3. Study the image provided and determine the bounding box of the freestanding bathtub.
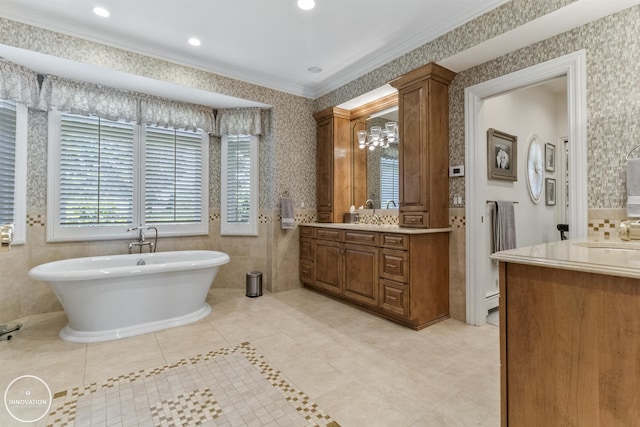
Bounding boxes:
[28,250,230,343]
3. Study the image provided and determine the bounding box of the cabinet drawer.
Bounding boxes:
[344,230,378,246]
[317,212,332,223]
[379,279,409,317]
[381,233,409,250]
[300,238,314,260]
[400,212,429,227]
[300,226,315,239]
[317,228,342,241]
[300,260,314,284]
[380,249,409,283]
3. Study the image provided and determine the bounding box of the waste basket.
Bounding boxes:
[246,271,263,297]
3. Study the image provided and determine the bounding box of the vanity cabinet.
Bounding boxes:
[300,224,449,329]
[309,228,379,306]
[498,261,640,426]
[389,63,456,228]
[313,107,352,223]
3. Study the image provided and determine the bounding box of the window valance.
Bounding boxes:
[39,75,139,123]
[215,107,262,136]
[1,59,262,135]
[0,59,40,108]
[139,95,214,133]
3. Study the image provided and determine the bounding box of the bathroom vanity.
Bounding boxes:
[492,240,640,426]
[299,223,451,329]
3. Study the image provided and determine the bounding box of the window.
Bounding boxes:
[0,99,27,244]
[48,111,208,241]
[380,156,399,207]
[221,134,258,236]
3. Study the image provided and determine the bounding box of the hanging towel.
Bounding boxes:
[280,197,295,229]
[492,201,516,253]
[627,159,640,217]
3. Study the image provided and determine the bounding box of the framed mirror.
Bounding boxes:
[349,93,398,210]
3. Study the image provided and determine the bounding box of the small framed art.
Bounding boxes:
[545,178,556,206]
[487,128,517,181]
[545,142,556,172]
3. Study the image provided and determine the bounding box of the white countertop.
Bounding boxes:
[300,223,453,234]
[490,239,640,279]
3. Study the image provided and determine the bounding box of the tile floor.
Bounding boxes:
[0,288,500,426]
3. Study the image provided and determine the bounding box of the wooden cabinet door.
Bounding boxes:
[314,239,342,294]
[343,243,378,307]
[398,80,428,213]
[316,117,334,215]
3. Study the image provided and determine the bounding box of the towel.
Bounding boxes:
[492,201,516,253]
[280,197,295,229]
[627,159,640,217]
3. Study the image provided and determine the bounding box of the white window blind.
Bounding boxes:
[145,127,202,224]
[0,100,17,224]
[0,99,26,244]
[380,156,399,207]
[48,111,208,242]
[59,115,134,226]
[221,134,258,236]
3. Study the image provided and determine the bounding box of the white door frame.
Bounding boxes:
[464,50,588,326]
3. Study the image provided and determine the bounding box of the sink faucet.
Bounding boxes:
[364,199,374,209]
[386,200,397,209]
[127,226,158,253]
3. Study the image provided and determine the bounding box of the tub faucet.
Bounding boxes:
[127,226,157,254]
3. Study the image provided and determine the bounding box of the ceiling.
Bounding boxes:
[0,0,508,99]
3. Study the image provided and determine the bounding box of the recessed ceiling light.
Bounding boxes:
[297,0,315,11]
[188,38,201,47]
[92,7,110,18]
[307,66,323,74]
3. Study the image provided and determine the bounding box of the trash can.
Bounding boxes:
[246,271,263,297]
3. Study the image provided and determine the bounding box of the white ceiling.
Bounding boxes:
[0,0,508,99]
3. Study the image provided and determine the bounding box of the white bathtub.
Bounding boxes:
[28,250,230,343]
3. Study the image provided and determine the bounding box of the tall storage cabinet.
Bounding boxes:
[313,107,352,223]
[390,63,456,228]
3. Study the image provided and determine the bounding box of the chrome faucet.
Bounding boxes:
[364,199,374,209]
[127,226,158,253]
[386,200,397,209]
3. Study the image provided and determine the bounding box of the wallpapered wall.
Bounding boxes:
[314,0,640,209]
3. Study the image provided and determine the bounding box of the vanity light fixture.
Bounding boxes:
[188,38,201,47]
[357,121,398,151]
[92,6,110,17]
[297,0,316,11]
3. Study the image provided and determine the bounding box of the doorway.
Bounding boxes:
[464,51,588,326]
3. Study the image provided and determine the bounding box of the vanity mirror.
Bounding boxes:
[349,93,399,211]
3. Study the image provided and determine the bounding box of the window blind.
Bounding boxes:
[380,156,399,206]
[145,127,202,223]
[0,100,16,224]
[59,114,134,225]
[225,134,252,224]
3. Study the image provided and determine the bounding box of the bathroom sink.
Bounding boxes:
[573,241,640,251]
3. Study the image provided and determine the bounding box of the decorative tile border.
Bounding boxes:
[46,342,339,427]
[450,216,466,229]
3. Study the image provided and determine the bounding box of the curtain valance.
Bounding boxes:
[0,59,40,108]
[139,96,214,133]
[215,107,262,136]
[39,75,139,123]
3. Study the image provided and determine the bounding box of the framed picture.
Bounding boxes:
[545,142,556,172]
[487,128,517,181]
[545,178,556,206]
